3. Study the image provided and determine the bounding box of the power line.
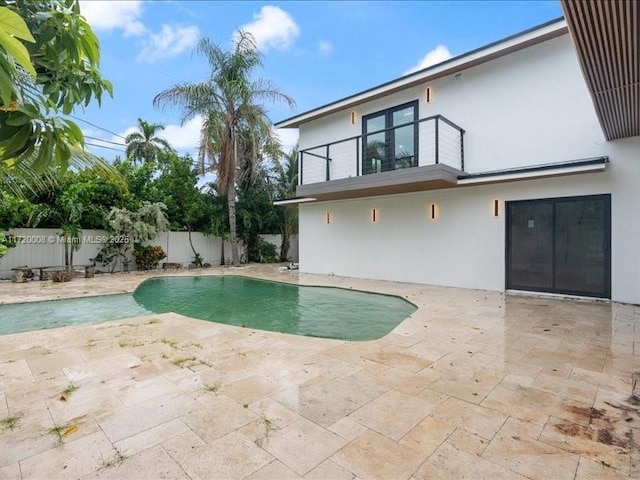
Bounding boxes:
[85,142,125,152]
[85,135,127,147]
[70,115,127,140]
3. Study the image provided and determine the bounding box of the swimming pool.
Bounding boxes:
[0,276,416,340]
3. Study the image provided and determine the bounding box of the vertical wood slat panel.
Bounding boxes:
[561,0,639,140]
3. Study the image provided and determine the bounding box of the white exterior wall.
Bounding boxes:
[296,33,640,304]
[300,35,606,175]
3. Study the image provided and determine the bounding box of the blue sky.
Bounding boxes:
[77,0,562,160]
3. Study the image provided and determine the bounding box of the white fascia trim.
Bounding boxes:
[457,163,606,185]
[276,20,567,128]
[273,198,317,206]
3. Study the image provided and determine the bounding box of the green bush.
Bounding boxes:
[256,237,277,263]
[133,245,166,270]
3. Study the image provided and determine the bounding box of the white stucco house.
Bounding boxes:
[275,4,640,304]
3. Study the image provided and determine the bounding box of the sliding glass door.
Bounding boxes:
[506,194,611,298]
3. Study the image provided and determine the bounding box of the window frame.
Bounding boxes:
[361,100,419,175]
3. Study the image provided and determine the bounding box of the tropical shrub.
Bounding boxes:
[133,245,166,270]
[256,237,277,263]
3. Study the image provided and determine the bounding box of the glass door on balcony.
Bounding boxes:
[362,101,417,175]
[363,114,386,174]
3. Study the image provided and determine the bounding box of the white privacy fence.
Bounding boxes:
[0,228,298,279]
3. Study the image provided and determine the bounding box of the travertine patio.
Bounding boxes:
[0,265,638,479]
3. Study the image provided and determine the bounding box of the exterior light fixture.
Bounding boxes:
[371,208,379,223]
[350,111,357,125]
[454,73,462,80]
[429,202,438,220]
[325,211,332,224]
[493,199,500,217]
[425,86,433,103]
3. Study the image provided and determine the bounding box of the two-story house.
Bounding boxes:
[275,4,639,305]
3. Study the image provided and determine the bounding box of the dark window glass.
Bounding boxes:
[362,101,417,175]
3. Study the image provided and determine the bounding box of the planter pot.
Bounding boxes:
[85,265,95,278]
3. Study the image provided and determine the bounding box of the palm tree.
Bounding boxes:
[125,118,172,164]
[275,145,299,261]
[153,31,295,266]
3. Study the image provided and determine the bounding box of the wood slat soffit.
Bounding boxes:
[561,0,639,140]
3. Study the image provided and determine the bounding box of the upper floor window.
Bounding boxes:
[362,100,418,175]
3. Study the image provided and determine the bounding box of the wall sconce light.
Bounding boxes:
[350,111,357,125]
[492,199,500,217]
[428,202,439,220]
[425,86,433,103]
[325,211,332,224]
[371,208,379,223]
[454,73,462,80]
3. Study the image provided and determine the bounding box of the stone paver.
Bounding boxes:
[0,265,637,479]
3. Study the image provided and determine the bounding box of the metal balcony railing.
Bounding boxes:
[299,115,465,186]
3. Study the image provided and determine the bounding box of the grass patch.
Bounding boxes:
[172,356,197,368]
[160,338,178,349]
[0,415,21,432]
[119,339,144,348]
[46,423,77,446]
[203,383,221,394]
[62,383,79,397]
[254,417,277,447]
[99,450,126,469]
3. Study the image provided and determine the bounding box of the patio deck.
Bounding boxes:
[0,265,638,479]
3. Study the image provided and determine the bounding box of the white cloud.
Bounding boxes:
[137,24,200,63]
[317,41,333,55]
[79,0,146,37]
[404,45,453,75]
[238,6,299,51]
[275,128,298,154]
[158,117,203,152]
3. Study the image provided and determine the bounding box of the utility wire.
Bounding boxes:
[84,135,127,147]
[70,115,127,140]
[85,142,126,152]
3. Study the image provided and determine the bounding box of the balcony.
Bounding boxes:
[298,115,466,201]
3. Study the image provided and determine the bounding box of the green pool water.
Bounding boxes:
[0,276,416,340]
[0,294,152,336]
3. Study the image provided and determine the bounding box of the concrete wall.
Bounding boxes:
[295,31,640,304]
[0,230,298,278]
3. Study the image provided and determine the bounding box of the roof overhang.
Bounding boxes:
[273,197,317,206]
[276,18,567,128]
[457,157,609,186]
[561,0,640,140]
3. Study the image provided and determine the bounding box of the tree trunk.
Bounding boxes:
[280,217,290,262]
[220,239,226,265]
[64,240,70,272]
[228,176,240,266]
[187,224,197,256]
[229,130,240,266]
